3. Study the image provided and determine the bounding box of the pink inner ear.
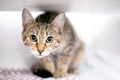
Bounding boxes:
[52,13,65,33]
[22,8,35,29]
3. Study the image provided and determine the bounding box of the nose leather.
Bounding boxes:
[37,44,45,55]
[38,50,44,55]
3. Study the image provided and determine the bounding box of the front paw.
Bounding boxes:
[53,70,67,78]
[68,68,79,74]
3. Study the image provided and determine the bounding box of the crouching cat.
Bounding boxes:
[22,8,84,78]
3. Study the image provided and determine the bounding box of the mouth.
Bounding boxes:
[31,50,50,58]
[37,50,44,56]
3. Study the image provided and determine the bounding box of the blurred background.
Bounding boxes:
[0,0,120,13]
[0,0,120,80]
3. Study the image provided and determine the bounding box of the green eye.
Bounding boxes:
[46,36,54,43]
[30,35,37,42]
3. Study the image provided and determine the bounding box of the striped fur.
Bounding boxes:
[22,8,84,78]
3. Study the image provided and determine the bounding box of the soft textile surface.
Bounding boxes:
[0,68,83,80]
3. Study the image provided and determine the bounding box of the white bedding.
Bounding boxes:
[0,68,83,80]
[80,48,120,80]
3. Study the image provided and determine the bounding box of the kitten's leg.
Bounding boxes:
[31,63,42,74]
[53,55,69,78]
[68,42,84,74]
[40,56,56,73]
[32,56,55,75]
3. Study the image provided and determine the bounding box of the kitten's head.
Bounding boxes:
[22,8,65,58]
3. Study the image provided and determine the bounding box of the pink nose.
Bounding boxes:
[38,50,44,55]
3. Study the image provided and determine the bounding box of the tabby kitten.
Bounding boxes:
[22,8,84,78]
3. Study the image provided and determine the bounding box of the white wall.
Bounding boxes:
[0,12,38,69]
[0,12,120,70]
[0,0,120,13]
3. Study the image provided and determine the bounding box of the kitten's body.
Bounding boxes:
[22,9,84,78]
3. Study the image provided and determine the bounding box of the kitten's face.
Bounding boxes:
[22,23,61,58]
[22,9,65,58]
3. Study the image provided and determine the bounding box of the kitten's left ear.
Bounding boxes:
[51,13,65,33]
[22,8,35,30]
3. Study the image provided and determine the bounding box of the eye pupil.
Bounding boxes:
[46,36,54,43]
[30,35,37,42]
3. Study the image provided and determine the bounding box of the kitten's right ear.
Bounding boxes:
[51,13,65,34]
[22,8,35,30]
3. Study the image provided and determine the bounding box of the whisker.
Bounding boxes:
[24,52,33,57]
[20,50,33,57]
